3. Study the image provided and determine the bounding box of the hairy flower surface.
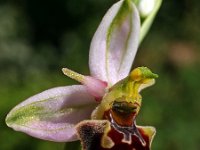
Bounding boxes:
[6,0,161,149]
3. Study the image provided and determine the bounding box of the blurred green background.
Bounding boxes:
[0,0,200,149]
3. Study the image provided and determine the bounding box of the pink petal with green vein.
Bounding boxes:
[89,0,140,86]
[62,68,107,99]
[6,85,97,142]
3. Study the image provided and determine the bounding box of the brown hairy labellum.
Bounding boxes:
[76,101,155,150]
[76,120,155,150]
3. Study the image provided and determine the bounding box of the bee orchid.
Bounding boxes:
[6,0,161,149]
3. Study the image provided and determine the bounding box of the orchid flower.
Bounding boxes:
[6,0,161,149]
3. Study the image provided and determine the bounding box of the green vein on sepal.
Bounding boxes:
[6,96,93,127]
[106,0,133,82]
[6,105,44,126]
